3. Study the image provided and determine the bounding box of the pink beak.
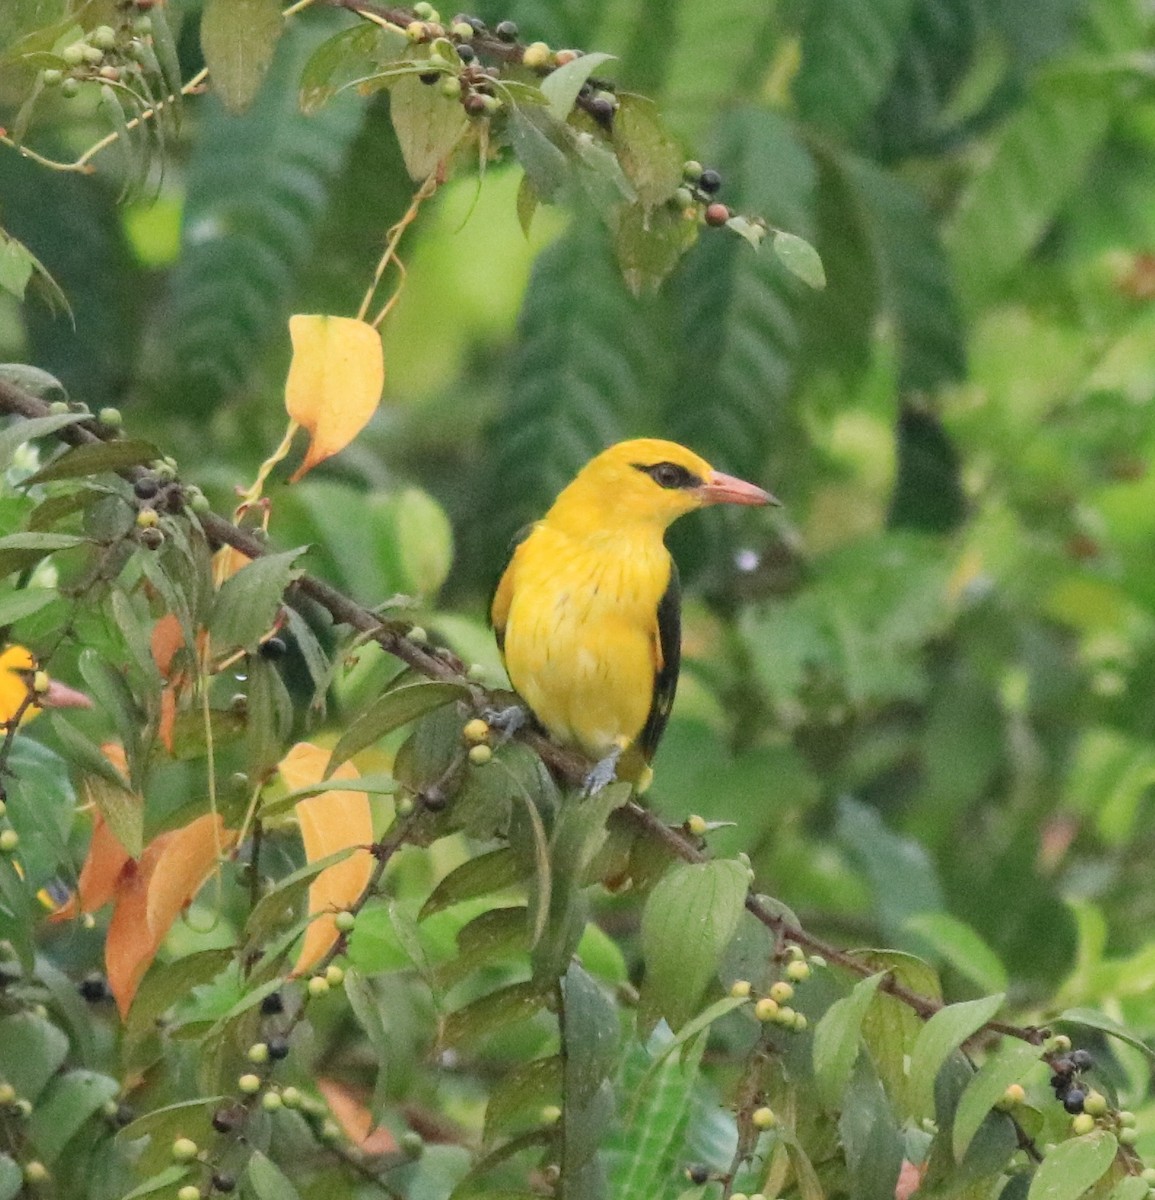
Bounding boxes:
[696,470,780,507]
[39,679,92,710]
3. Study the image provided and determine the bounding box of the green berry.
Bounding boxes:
[469,743,492,766]
[92,25,117,49]
[0,831,19,854]
[440,75,461,99]
[48,400,69,413]
[1071,1113,1096,1136]
[325,964,345,987]
[133,15,153,34]
[522,41,551,69]
[1119,1127,1139,1146]
[171,1137,199,1162]
[320,1119,341,1142]
[62,43,85,65]
[463,718,490,744]
[1141,1168,1155,1184]
[792,1012,808,1032]
[237,1073,261,1095]
[540,1104,561,1125]
[413,1,434,15]
[754,998,779,1022]
[406,625,427,643]
[307,975,330,998]
[177,1188,201,1200]
[775,1005,796,1026]
[23,1162,49,1185]
[451,21,473,38]
[682,160,703,182]
[396,796,415,817]
[0,1084,14,1106]
[261,1090,283,1112]
[751,1106,777,1130]
[401,1130,425,1157]
[785,960,811,982]
[42,69,63,86]
[281,1087,301,1108]
[1083,1091,1108,1117]
[82,44,104,63]
[61,78,81,97]
[769,981,794,1004]
[334,910,356,933]
[246,1043,269,1065]
[673,186,695,209]
[98,406,122,426]
[14,1098,32,1118]
[730,980,752,999]
[135,507,158,528]
[685,814,708,836]
[1120,1111,1138,1128]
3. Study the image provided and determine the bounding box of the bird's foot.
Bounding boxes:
[582,745,623,797]
[482,704,529,744]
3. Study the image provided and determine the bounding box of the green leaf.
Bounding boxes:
[0,232,34,299]
[1026,1130,1117,1200]
[242,847,355,954]
[0,588,55,627]
[299,22,387,114]
[484,1056,563,1142]
[507,104,572,202]
[908,994,1005,1119]
[245,652,293,782]
[389,72,468,181]
[28,1070,119,1164]
[116,1097,226,1147]
[0,413,86,473]
[0,1155,21,1200]
[247,1151,302,1200]
[23,439,159,484]
[794,0,918,136]
[209,547,306,653]
[611,94,685,210]
[0,1012,69,1101]
[0,531,85,552]
[200,0,283,113]
[120,1166,193,1200]
[904,913,1008,995]
[1108,1179,1151,1200]
[391,487,455,596]
[260,771,397,820]
[773,230,826,289]
[813,972,886,1108]
[541,52,616,121]
[639,859,749,1032]
[50,715,131,791]
[420,848,525,920]
[442,981,552,1049]
[612,201,698,295]
[126,949,235,1047]
[953,1040,1042,1162]
[326,679,467,774]
[81,773,143,861]
[1056,1008,1155,1062]
[0,365,68,403]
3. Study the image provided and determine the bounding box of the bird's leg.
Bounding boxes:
[582,741,626,797]
[482,703,529,744]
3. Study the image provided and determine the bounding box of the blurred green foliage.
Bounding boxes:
[3,0,1155,1197]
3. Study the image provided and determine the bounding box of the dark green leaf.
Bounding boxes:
[247,1151,302,1200]
[953,1040,1041,1161]
[200,0,283,113]
[299,22,386,114]
[1056,1008,1155,1062]
[50,715,131,791]
[442,981,552,1049]
[0,1012,69,1101]
[24,439,159,484]
[0,1155,20,1200]
[242,847,355,955]
[120,1166,194,1200]
[0,588,55,626]
[0,232,34,298]
[29,1069,119,1164]
[327,680,467,775]
[484,1055,563,1142]
[245,653,293,782]
[639,859,749,1032]
[209,547,306,653]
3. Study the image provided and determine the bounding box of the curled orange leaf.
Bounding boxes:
[279,742,374,975]
[284,315,384,483]
[316,1078,398,1155]
[51,811,133,922]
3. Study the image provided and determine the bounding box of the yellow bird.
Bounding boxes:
[491,439,776,790]
[0,645,91,728]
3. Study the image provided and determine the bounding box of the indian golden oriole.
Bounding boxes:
[0,645,91,728]
[491,439,776,790]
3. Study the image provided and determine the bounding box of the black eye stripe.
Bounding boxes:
[633,461,703,490]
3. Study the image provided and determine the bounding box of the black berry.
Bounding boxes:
[588,96,614,122]
[686,1164,710,1185]
[211,1107,238,1133]
[1070,1049,1094,1070]
[79,973,110,1002]
[1050,1073,1070,1092]
[1052,1056,1074,1076]
[260,991,284,1015]
[133,476,159,500]
[259,637,287,659]
[114,1103,135,1128]
[457,43,475,62]
[267,1036,290,1061]
[1063,1088,1086,1114]
[495,20,518,41]
[698,169,722,194]
[419,71,440,84]
[212,1173,236,1193]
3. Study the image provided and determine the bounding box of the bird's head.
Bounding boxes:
[547,439,778,536]
[0,645,92,727]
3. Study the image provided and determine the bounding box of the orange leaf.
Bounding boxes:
[279,742,374,975]
[145,814,236,942]
[213,545,251,588]
[104,815,236,1018]
[150,613,185,678]
[284,315,384,483]
[158,687,177,755]
[316,1078,398,1154]
[51,811,133,921]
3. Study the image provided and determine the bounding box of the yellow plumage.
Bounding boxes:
[491,439,774,786]
[0,645,91,727]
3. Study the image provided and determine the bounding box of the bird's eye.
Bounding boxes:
[654,463,682,487]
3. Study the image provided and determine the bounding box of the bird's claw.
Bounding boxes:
[581,748,622,797]
[483,704,529,744]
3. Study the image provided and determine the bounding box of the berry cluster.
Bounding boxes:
[671,161,743,231]
[731,944,818,1035]
[1049,1046,1096,1115]
[39,1,158,101]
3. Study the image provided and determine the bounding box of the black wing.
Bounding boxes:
[638,558,681,762]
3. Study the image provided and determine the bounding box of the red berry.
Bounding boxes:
[705,203,730,227]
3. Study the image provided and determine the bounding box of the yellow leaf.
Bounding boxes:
[144,814,236,942]
[279,742,374,975]
[284,315,384,483]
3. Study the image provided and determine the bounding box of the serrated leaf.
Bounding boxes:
[209,547,306,653]
[327,679,467,774]
[813,972,886,1108]
[23,439,159,484]
[639,860,749,1032]
[200,0,283,113]
[390,71,468,180]
[953,1040,1041,1162]
[908,994,1005,1120]
[540,52,616,121]
[773,230,826,289]
[1026,1130,1117,1200]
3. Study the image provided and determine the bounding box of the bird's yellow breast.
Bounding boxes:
[500,525,671,759]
